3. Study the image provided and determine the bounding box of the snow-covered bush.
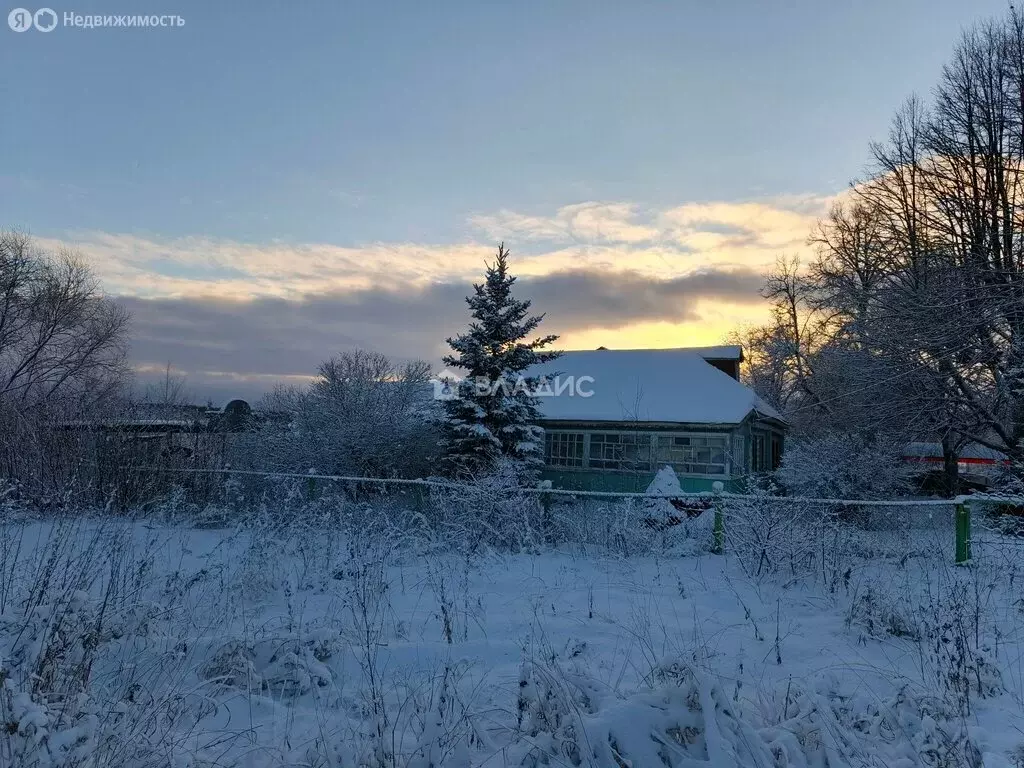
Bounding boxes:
[641,465,687,518]
[775,431,912,500]
[516,659,588,766]
[845,568,1007,720]
[724,481,839,582]
[428,458,546,553]
[545,494,710,557]
[969,472,1024,536]
[239,350,440,479]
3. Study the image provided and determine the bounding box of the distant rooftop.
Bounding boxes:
[904,442,1009,462]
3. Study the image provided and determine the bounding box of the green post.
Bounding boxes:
[712,481,725,554]
[307,474,317,501]
[954,501,971,565]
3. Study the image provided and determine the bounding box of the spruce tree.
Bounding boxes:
[441,244,560,478]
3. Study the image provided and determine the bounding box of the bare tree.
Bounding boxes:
[0,231,129,411]
[761,255,818,392]
[917,14,1024,468]
[0,231,131,496]
[142,362,191,411]
[745,11,1024,494]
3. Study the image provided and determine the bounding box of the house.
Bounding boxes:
[58,400,253,470]
[530,346,786,492]
[903,441,1011,490]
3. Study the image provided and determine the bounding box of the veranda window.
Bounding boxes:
[655,434,728,476]
[545,431,585,467]
[588,432,653,472]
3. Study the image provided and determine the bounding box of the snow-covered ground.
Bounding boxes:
[1,506,1022,767]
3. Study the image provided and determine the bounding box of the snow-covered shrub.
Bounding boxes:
[545,495,690,557]
[299,660,479,768]
[642,466,717,545]
[241,350,440,479]
[0,478,34,522]
[511,654,977,768]
[405,664,476,768]
[845,572,1005,719]
[258,640,334,699]
[756,677,972,768]
[724,481,838,582]
[775,431,912,500]
[917,583,1004,716]
[642,464,687,519]
[199,640,262,692]
[510,651,987,768]
[428,458,545,553]
[847,583,922,641]
[967,475,1024,537]
[516,659,589,766]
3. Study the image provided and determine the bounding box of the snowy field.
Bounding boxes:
[1,502,1023,768]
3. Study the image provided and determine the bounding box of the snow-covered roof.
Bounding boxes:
[529,348,783,425]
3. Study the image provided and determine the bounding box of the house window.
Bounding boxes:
[731,434,747,475]
[544,429,733,476]
[655,434,728,476]
[589,432,653,472]
[752,434,767,472]
[770,435,783,471]
[545,431,585,467]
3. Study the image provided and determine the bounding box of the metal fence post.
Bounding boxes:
[712,481,725,554]
[955,499,971,565]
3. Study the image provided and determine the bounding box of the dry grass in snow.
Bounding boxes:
[0,500,1022,767]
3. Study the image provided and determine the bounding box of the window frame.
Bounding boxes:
[542,428,732,477]
[588,431,653,472]
[652,433,729,477]
[544,430,585,468]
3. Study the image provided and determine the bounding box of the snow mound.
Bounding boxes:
[646,465,684,497]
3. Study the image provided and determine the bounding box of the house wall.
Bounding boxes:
[537,417,786,494]
[749,423,786,472]
[539,422,751,494]
[704,358,741,380]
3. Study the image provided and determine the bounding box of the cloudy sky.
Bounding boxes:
[1,0,1007,403]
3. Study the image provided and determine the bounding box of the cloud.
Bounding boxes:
[519,267,764,328]
[470,195,831,255]
[660,199,825,251]
[39,194,829,301]
[35,232,500,299]
[34,193,833,401]
[119,265,764,402]
[471,202,661,244]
